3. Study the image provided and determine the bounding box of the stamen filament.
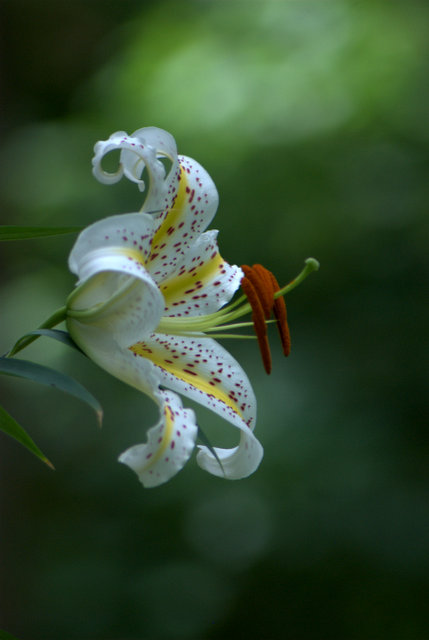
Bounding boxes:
[158,257,319,333]
[158,302,253,332]
[194,333,256,340]
[155,330,256,340]
[199,321,269,332]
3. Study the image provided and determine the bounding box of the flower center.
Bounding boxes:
[156,258,319,374]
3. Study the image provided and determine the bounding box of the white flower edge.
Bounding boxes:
[92,127,180,213]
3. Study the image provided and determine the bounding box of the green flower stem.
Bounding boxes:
[7,306,67,357]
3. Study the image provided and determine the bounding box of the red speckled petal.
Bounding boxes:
[69,213,157,274]
[146,155,219,283]
[64,324,198,488]
[119,389,198,488]
[158,230,243,317]
[130,333,263,480]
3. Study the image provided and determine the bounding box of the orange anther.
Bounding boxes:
[241,276,272,374]
[269,272,291,357]
[242,264,273,319]
[241,263,291,371]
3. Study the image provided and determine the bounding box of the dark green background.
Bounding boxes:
[1,1,428,639]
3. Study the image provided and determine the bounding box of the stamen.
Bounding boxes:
[241,264,273,319]
[252,264,276,320]
[240,262,292,369]
[240,276,272,374]
[269,272,291,357]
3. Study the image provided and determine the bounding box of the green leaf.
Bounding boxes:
[197,426,224,475]
[0,631,22,640]
[0,404,54,469]
[0,357,103,427]
[11,329,85,356]
[0,225,82,241]
[29,329,82,349]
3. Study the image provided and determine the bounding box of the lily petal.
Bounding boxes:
[159,230,243,317]
[196,429,263,480]
[121,127,181,214]
[69,213,157,275]
[130,334,263,479]
[68,214,164,346]
[147,155,219,283]
[65,324,198,487]
[92,127,180,214]
[118,388,198,488]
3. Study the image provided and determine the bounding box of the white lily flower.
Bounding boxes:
[66,127,263,488]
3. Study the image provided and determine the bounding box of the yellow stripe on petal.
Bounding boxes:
[150,165,189,251]
[118,387,198,488]
[130,342,244,422]
[114,247,147,265]
[142,404,174,471]
[161,252,224,304]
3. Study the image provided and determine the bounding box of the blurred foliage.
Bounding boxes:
[0,1,428,639]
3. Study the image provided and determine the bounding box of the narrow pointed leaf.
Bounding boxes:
[0,225,82,241]
[0,357,103,427]
[29,328,81,349]
[197,426,224,475]
[0,404,54,469]
[0,632,21,640]
[0,630,23,640]
[10,329,85,356]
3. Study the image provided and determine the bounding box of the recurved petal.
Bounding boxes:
[122,127,181,214]
[69,213,157,275]
[130,334,263,479]
[146,155,219,283]
[196,428,263,480]
[131,334,256,429]
[68,215,164,347]
[92,127,180,214]
[92,130,163,189]
[158,230,243,317]
[118,389,198,488]
[64,325,198,487]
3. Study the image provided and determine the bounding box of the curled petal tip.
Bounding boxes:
[118,391,198,488]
